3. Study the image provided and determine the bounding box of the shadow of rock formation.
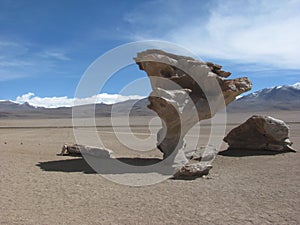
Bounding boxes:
[218,149,291,157]
[36,157,165,174]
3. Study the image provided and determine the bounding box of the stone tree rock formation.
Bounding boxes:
[224,115,297,152]
[134,49,252,177]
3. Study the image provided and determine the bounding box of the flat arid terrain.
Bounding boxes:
[0,111,299,224]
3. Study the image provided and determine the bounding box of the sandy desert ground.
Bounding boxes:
[0,111,299,224]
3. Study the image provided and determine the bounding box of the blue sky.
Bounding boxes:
[0,0,299,107]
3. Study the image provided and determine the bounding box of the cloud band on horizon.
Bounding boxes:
[13,92,145,108]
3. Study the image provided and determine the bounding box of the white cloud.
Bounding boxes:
[0,69,31,81]
[0,40,33,81]
[128,0,300,69]
[0,60,34,67]
[14,92,145,108]
[0,39,72,81]
[41,50,70,61]
[0,40,28,59]
[15,92,35,103]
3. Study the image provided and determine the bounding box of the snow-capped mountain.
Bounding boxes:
[227,82,300,111]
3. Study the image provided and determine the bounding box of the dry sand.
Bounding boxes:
[0,111,299,224]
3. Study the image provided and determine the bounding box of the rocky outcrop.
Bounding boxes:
[224,115,297,152]
[134,49,252,177]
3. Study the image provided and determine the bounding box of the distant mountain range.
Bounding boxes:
[227,82,300,112]
[0,98,153,118]
[1,83,299,118]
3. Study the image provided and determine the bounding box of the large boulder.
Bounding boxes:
[134,49,252,177]
[224,115,296,152]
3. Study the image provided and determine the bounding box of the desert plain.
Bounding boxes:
[0,111,299,224]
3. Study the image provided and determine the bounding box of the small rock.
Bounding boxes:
[185,146,217,161]
[173,163,212,178]
[58,144,114,158]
